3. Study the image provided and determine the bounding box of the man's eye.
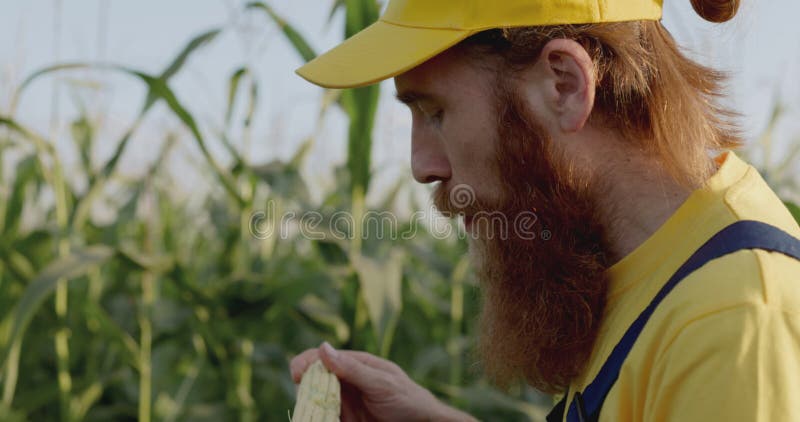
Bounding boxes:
[414,103,444,126]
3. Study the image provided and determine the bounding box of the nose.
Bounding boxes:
[410,126,452,184]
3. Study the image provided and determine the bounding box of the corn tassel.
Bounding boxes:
[291,360,340,422]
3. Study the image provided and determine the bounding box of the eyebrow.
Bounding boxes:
[394,90,436,106]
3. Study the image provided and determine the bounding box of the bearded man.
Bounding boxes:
[289,0,800,421]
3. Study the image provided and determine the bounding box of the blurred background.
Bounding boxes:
[0,0,798,421]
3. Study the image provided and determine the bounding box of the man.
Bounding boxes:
[290,0,800,420]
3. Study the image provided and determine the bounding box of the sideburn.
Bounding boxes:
[473,79,611,394]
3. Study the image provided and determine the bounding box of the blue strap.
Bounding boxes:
[547,220,800,422]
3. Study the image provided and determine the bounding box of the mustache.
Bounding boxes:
[432,183,494,218]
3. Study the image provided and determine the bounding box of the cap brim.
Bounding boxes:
[296,20,473,89]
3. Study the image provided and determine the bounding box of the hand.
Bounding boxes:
[290,342,476,422]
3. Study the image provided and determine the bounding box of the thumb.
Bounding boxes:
[319,342,384,390]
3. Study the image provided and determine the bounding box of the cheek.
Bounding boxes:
[443,118,502,203]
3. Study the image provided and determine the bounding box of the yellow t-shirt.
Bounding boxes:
[561,151,800,421]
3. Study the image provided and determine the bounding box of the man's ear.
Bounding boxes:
[529,39,596,133]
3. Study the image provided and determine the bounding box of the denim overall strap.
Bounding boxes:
[546,220,800,422]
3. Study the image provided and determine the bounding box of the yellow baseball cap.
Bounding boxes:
[296,0,663,89]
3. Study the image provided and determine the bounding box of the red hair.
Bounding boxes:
[458,0,743,188]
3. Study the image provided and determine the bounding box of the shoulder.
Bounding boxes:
[615,251,800,420]
[649,248,800,351]
[641,250,800,419]
[619,245,800,388]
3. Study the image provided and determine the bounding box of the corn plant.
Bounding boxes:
[0,1,796,422]
[0,2,553,421]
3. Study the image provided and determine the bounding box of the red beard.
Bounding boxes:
[433,81,610,394]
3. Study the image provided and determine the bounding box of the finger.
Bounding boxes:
[339,350,404,376]
[289,348,320,383]
[319,342,386,390]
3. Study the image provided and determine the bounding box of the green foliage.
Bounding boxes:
[0,2,547,421]
[1,2,796,422]
[246,3,317,63]
[340,0,381,197]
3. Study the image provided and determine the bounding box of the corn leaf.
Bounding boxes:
[350,248,403,357]
[2,156,39,237]
[246,2,317,63]
[0,246,114,370]
[70,113,95,183]
[251,159,310,204]
[0,404,25,422]
[0,236,40,283]
[116,246,175,275]
[226,67,250,130]
[130,71,244,207]
[337,0,381,196]
[245,74,259,130]
[82,302,141,371]
[10,28,223,231]
[328,0,346,24]
[10,63,88,113]
[0,116,55,156]
[342,85,379,195]
[297,295,350,343]
[159,28,221,82]
[344,0,380,39]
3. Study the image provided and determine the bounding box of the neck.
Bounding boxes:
[587,140,706,265]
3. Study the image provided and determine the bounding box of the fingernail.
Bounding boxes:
[321,342,338,359]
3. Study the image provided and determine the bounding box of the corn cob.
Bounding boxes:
[291,359,341,422]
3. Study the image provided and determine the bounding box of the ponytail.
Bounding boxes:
[690,0,740,23]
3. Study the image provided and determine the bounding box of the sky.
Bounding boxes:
[1,0,799,205]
